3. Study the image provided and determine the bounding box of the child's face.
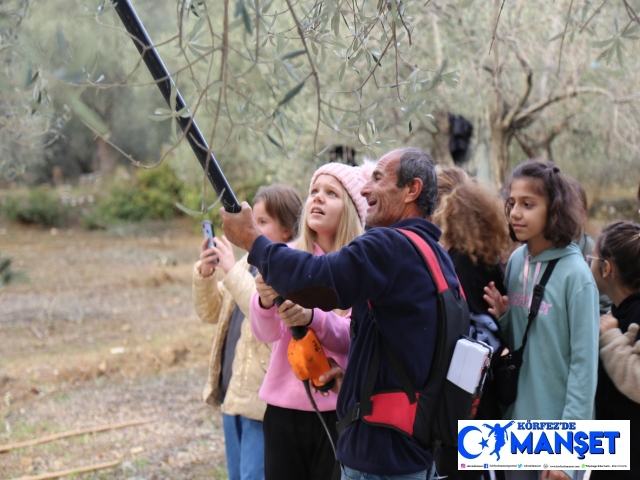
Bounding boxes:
[507,179,550,253]
[253,201,291,243]
[306,174,344,237]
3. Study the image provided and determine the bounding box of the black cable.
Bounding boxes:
[302,379,337,459]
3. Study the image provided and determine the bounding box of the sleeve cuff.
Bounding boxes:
[310,308,326,331]
[600,328,623,348]
[193,260,218,281]
[251,291,276,318]
[247,234,271,271]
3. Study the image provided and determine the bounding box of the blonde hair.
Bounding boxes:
[435,165,470,210]
[295,183,364,253]
[432,180,511,266]
[295,182,362,318]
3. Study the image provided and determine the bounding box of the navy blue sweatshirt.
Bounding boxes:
[248,217,462,475]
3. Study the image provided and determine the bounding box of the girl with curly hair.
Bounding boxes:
[432,176,511,480]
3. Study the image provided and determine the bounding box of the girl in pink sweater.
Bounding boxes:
[250,162,372,480]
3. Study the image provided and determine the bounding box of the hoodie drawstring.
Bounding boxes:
[523,255,542,311]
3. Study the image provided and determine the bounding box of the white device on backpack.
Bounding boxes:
[446,337,492,394]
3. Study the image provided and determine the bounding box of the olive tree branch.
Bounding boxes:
[284,0,321,153]
[557,0,575,74]
[489,0,506,55]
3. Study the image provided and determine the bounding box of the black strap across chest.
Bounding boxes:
[517,258,559,355]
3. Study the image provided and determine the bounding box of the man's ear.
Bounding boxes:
[403,178,424,204]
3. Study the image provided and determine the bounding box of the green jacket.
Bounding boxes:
[500,243,599,422]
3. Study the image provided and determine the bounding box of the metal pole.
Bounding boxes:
[112,0,240,213]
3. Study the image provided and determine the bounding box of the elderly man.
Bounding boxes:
[221,148,463,480]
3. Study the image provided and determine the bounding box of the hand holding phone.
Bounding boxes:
[200,221,219,275]
[202,221,216,249]
[200,224,237,276]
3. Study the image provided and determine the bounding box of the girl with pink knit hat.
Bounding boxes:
[250,161,372,480]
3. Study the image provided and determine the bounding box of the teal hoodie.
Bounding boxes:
[500,242,599,423]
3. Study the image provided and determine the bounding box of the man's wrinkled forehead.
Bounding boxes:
[374,150,402,178]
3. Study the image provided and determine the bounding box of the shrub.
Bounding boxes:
[89,162,186,223]
[2,188,69,227]
[137,162,183,196]
[81,210,109,230]
[0,251,24,286]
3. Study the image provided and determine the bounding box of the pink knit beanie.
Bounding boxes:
[310,160,375,226]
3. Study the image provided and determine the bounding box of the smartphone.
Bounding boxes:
[202,220,216,249]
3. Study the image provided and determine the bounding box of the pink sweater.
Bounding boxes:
[249,243,351,412]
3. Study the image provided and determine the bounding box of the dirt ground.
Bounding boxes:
[0,218,230,479]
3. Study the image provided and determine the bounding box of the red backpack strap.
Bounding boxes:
[336,228,466,439]
[396,228,466,300]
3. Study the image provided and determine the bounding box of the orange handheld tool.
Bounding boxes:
[274,296,336,392]
[287,326,336,392]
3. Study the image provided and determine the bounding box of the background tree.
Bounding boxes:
[404,0,640,185]
[1,0,638,193]
[0,1,71,184]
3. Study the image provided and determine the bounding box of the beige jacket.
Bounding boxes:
[599,323,640,403]
[192,254,270,421]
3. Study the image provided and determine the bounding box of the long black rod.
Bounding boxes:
[112,0,240,213]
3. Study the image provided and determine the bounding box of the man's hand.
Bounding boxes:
[219,202,261,252]
[600,313,619,335]
[541,470,570,480]
[316,358,345,396]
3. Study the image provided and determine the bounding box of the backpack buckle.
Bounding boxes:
[352,403,361,421]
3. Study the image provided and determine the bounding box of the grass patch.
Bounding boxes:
[58,463,121,479]
[39,440,73,457]
[4,419,56,440]
[52,392,71,403]
[188,465,229,480]
[212,466,229,480]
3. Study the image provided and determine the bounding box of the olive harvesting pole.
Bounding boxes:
[111,0,240,213]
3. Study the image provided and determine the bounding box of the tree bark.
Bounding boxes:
[489,115,513,188]
[432,110,454,167]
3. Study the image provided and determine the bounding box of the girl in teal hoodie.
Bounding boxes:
[484,161,599,480]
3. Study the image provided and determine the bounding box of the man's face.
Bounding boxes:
[361,150,406,228]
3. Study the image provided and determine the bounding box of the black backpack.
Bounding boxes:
[337,228,488,448]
